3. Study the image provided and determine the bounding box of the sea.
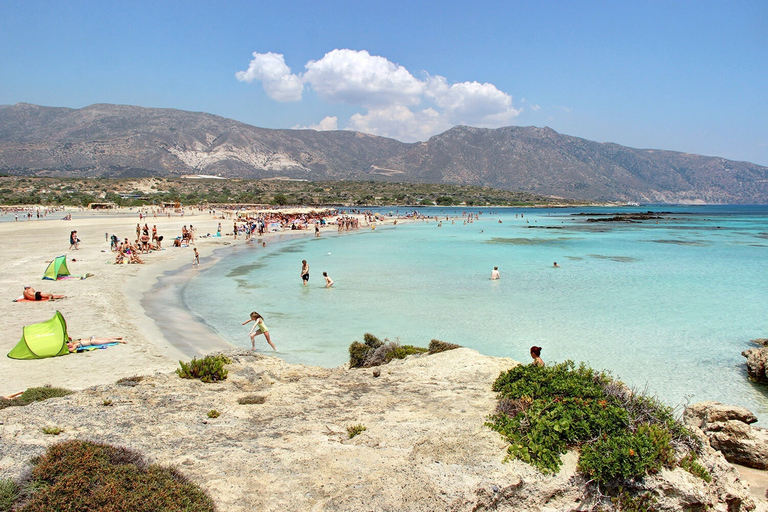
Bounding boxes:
[148,205,768,422]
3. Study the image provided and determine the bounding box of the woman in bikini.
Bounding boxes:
[67,337,125,352]
[241,312,276,351]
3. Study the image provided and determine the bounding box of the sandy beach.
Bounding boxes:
[0,207,356,397]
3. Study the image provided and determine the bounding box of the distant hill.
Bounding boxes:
[1,103,766,203]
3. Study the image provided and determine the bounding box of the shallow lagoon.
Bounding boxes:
[173,205,768,421]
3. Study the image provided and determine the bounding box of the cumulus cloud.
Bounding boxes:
[237,49,522,141]
[294,116,339,132]
[349,106,447,142]
[235,52,303,102]
[303,49,424,108]
[425,76,520,127]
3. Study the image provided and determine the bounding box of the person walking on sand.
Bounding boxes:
[323,271,334,288]
[491,266,500,280]
[242,312,276,351]
[193,248,200,267]
[300,260,309,286]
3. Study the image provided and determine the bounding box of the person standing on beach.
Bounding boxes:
[491,266,500,280]
[242,312,276,351]
[301,260,309,286]
[193,248,200,267]
[323,271,334,288]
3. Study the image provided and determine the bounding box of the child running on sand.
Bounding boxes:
[242,312,276,351]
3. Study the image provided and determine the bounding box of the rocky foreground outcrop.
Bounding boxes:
[685,401,768,471]
[0,349,759,511]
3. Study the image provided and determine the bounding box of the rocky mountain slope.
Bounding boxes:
[1,103,767,203]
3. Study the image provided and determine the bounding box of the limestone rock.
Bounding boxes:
[707,421,768,470]
[684,401,758,428]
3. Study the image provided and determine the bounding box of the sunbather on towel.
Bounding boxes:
[23,286,65,301]
[67,336,125,352]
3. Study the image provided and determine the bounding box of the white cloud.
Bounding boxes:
[303,49,424,108]
[349,106,448,142]
[426,76,520,126]
[235,52,303,102]
[311,116,339,131]
[237,48,523,141]
[292,116,339,132]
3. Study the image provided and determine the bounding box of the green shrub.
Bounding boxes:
[385,344,428,363]
[347,424,366,439]
[176,354,231,383]
[42,426,63,435]
[349,334,428,368]
[678,452,712,482]
[12,440,215,511]
[579,424,674,485]
[348,341,369,368]
[428,339,461,354]
[0,478,19,511]
[363,333,383,349]
[0,385,73,410]
[488,360,702,491]
[207,410,220,419]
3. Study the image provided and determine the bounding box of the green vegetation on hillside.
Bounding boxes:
[488,361,708,492]
[0,176,585,207]
[2,440,215,511]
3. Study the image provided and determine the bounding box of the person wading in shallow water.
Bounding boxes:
[301,260,309,286]
[242,312,276,351]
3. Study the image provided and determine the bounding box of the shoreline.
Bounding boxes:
[141,223,410,360]
[0,207,376,396]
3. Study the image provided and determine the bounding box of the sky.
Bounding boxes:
[1,1,766,166]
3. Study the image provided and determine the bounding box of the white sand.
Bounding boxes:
[0,207,354,396]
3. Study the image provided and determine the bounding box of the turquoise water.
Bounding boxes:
[178,206,768,420]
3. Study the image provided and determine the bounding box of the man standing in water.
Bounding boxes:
[301,260,310,285]
[491,266,500,280]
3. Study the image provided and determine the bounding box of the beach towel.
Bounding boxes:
[76,342,120,353]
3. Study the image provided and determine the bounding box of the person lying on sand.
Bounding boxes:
[23,286,65,301]
[67,336,125,353]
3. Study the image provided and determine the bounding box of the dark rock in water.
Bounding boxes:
[584,212,666,222]
[742,347,768,384]
[750,338,768,346]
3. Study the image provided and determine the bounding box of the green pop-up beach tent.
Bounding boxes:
[43,255,71,280]
[7,310,69,359]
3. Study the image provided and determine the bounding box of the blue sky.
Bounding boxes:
[2,0,766,165]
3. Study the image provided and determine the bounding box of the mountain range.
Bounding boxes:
[1,102,766,203]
